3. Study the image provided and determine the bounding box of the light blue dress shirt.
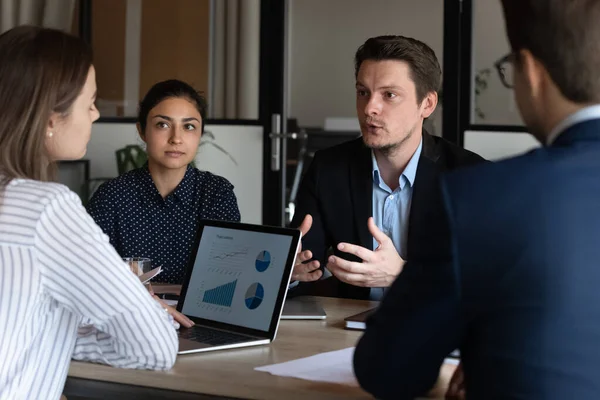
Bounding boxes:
[370,138,423,300]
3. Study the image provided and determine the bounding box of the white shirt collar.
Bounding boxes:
[547,104,600,145]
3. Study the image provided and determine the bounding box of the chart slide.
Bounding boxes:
[245,282,264,310]
[255,250,271,272]
[183,225,295,331]
[202,279,238,307]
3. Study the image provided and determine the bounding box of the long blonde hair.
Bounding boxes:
[0,26,93,184]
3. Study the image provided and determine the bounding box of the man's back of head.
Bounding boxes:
[354,3,600,399]
[458,0,600,396]
[500,0,600,142]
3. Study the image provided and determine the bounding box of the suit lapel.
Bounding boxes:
[406,132,442,259]
[349,142,373,250]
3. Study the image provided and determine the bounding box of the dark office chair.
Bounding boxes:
[57,160,111,205]
[57,160,90,200]
[287,128,360,223]
[83,177,111,202]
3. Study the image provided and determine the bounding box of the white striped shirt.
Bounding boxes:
[0,179,178,400]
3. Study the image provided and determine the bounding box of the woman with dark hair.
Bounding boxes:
[0,26,188,400]
[87,80,241,284]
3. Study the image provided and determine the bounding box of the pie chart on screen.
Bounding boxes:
[245,283,264,310]
[255,250,271,272]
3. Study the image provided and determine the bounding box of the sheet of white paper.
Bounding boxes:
[139,266,162,284]
[255,347,359,386]
[255,347,461,386]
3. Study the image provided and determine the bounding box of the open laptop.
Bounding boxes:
[176,220,301,354]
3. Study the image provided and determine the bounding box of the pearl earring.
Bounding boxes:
[48,132,53,137]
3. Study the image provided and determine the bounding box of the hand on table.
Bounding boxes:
[326,217,405,287]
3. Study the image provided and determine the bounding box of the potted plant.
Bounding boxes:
[198,130,238,166]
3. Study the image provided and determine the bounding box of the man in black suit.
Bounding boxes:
[354,1,600,399]
[291,35,483,300]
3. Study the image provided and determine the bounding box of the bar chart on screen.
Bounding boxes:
[202,279,238,307]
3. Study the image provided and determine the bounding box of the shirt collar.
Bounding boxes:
[139,164,196,206]
[547,104,600,145]
[372,136,423,190]
[172,165,196,206]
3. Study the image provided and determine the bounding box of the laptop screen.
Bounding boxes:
[180,223,297,332]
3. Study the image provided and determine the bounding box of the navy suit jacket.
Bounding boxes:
[354,119,600,399]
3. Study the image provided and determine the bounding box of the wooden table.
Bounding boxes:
[66,296,379,400]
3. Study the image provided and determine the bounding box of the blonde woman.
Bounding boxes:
[0,26,190,400]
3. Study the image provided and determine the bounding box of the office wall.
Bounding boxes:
[288,0,525,131]
[288,0,444,130]
[472,0,522,126]
[464,130,539,161]
[92,0,127,114]
[139,0,210,99]
[91,0,210,117]
[195,125,263,224]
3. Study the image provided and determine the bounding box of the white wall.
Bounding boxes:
[464,130,540,161]
[195,125,263,224]
[289,0,444,131]
[86,123,141,178]
[87,123,263,224]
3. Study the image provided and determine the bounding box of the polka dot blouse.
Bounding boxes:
[86,165,241,284]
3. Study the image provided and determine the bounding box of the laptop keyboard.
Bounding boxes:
[179,325,254,346]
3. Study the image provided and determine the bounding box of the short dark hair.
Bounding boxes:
[501,0,600,103]
[0,26,92,184]
[138,79,207,133]
[354,35,441,103]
